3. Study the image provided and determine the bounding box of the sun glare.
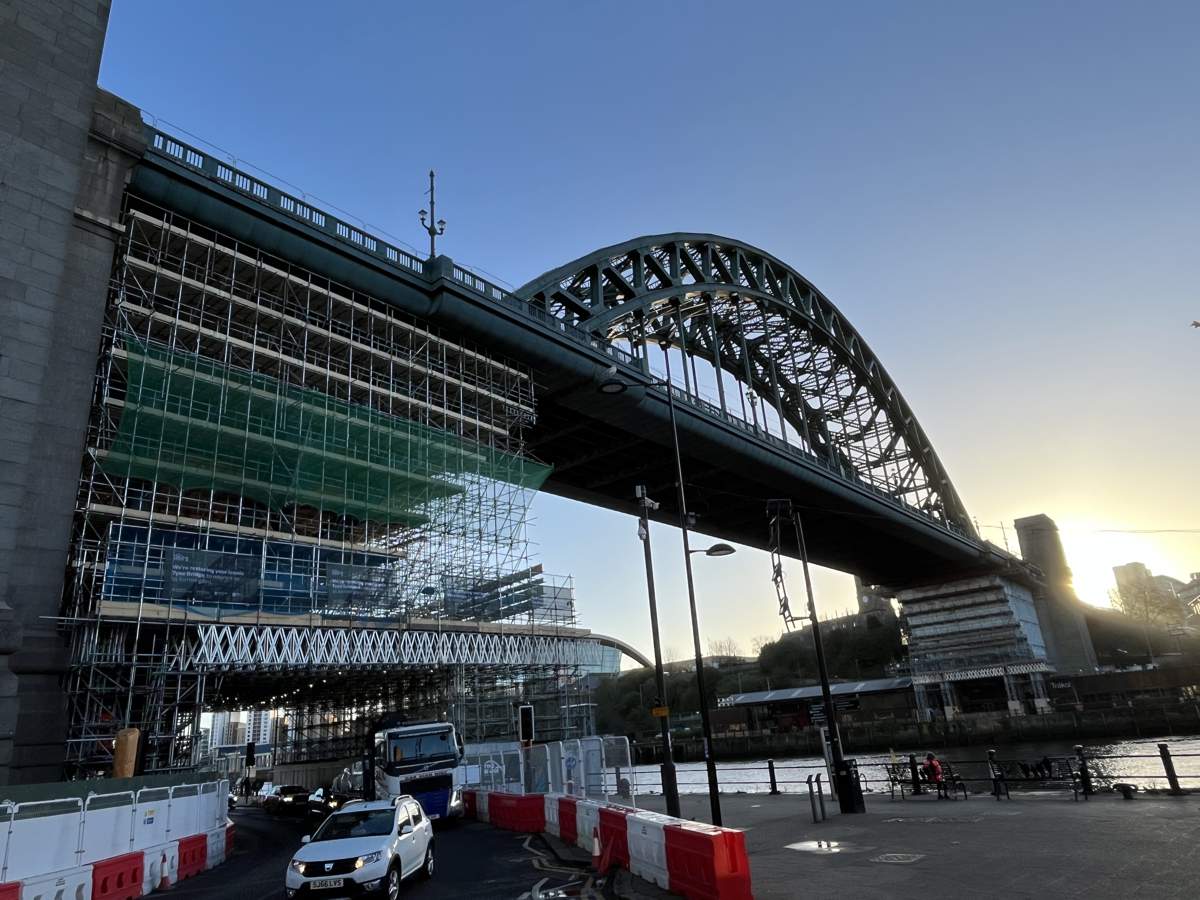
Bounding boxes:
[1057,523,1181,608]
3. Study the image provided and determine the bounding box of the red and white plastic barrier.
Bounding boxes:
[463,789,753,900]
[13,865,93,900]
[542,794,560,838]
[628,810,674,889]
[0,779,233,899]
[141,842,178,894]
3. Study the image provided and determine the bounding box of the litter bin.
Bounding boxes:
[835,758,867,814]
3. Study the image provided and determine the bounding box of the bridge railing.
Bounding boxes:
[144,125,426,278]
[143,123,968,541]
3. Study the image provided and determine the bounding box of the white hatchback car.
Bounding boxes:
[285,797,434,898]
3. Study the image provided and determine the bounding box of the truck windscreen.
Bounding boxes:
[385,730,454,768]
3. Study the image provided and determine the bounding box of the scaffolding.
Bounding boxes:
[61,192,581,775]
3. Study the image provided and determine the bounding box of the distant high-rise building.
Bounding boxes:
[245,710,273,747]
[1113,562,1187,624]
[209,712,231,748]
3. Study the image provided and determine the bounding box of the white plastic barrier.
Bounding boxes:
[542,793,560,838]
[197,783,221,833]
[132,788,171,849]
[142,840,179,893]
[15,864,92,900]
[574,799,600,853]
[627,810,674,889]
[4,799,83,881]
[80,792,135,865]
[476,792,490,824]
[204,825,226,870]
[0,802,12,882]
[167,785,200,839]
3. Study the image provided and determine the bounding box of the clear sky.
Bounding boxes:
[99,1,1199,662]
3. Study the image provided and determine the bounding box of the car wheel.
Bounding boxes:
[419,842,434,881]
[386,865,401,900]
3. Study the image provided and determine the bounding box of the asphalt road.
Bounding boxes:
[171,805,606,899]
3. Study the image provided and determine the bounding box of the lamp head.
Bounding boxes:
[598,366,627,394]
[703,542,736,558]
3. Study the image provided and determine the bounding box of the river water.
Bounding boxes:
[619,734,1200,795]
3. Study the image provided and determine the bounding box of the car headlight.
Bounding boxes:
[289,858,306,875]
[451,790,462,806]
[355,851,383,870]
[282,796,293,802]
[328,799,339,808]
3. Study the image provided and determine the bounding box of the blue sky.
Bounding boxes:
[100,1,1200,660]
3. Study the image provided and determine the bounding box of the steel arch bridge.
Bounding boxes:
[518,234,972,538]
[135,128,1006,586]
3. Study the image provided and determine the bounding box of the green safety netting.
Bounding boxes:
[99,337,552,524]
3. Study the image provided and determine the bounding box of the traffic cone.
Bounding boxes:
[592,825,615,874]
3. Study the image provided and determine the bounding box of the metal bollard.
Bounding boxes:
[807,774,819,823]
[1075,745,1092,799]
[816,773,827,821]
[909,754,923,795]
[1158,743,1185,796]
[768,759,781,795]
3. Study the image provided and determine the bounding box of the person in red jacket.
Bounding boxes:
[923,752,945,797]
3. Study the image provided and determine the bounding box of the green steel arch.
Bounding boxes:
[518,234,974,537]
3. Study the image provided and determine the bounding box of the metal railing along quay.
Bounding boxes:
[616,741,1200,800]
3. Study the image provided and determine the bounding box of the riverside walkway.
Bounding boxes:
[634,790,1200,899]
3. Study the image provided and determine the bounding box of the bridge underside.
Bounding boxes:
[529,393,987,584]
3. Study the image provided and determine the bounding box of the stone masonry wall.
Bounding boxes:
[0,0,144,783]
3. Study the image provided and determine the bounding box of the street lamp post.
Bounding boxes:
[791,506,865,815]
[599,356,733,826]
[635,485,681,818]
[662,353,724,827]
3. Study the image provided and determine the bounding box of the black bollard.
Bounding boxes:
[768,759,781,795]
[1158,743,1185,796]
[988,749,1002,800]
[363,749,376,802]
[1075,745,1092,799]
[909,754,923,795]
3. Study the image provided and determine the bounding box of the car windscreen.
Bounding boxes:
[311,809,394,842]
[280,786,307,794]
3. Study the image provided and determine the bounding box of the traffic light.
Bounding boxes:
[245,740,256,768]
[518,705,535,744]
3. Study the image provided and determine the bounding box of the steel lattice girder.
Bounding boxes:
[189,623,610,671]
[518,234,973,535]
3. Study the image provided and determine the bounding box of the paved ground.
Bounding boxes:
[177,805,609,899]
[633,789,1200,898]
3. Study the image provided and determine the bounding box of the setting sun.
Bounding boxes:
[1056,521,1197,608]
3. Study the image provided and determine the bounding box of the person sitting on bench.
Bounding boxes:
[923,752,947,798]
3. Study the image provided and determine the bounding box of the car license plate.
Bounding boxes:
[310,878,344,889]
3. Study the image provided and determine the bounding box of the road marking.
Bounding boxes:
[870,852,925,864]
